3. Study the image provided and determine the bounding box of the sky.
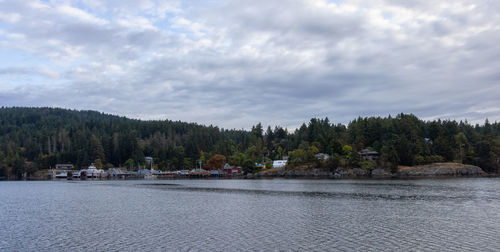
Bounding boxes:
[0,0,499,129]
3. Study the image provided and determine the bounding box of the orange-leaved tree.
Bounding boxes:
[203,154,226,170]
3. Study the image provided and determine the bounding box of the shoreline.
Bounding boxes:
[2,162,495,181]
[4,173,497,181]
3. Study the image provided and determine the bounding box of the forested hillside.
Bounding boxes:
[0,107,499,179]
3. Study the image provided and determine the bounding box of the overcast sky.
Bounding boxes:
[0,0,499,129]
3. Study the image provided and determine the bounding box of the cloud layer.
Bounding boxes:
[0,0,499,128]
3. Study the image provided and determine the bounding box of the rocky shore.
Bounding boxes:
[397,163,486,177]
[248,162,488,179]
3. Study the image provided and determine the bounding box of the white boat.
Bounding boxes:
[140,169,158,179]
[143,173,157,180]
[79,164,106,178]
[55,172,67,178]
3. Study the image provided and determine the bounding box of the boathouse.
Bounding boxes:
[223,164,242,175]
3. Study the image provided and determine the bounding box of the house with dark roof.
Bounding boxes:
[358,149,379,160]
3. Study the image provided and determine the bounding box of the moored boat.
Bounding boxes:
[78,163,106,179]
[55,172,67,179]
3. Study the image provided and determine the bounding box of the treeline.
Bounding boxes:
[0,107,499,179]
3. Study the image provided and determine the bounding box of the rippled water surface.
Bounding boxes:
[1,178,500,251]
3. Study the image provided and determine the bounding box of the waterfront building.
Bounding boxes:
[108,168,126,175]
[138,169,161,175]
[210,170,222,176]
[223,164,242,175]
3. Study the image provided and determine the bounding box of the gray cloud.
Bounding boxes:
[0,67,34,75]
[0,0,499,129]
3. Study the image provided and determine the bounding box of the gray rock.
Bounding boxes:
[371,168,391,178]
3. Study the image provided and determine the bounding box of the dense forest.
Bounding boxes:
[0,107,499,179]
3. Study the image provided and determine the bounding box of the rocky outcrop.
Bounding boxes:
[252,167,372,179]
[397,163,486,177]
[248,162,487,179]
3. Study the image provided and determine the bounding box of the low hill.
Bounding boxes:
[0,107,498,179]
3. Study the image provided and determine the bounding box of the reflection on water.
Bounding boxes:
[1,179,500,251]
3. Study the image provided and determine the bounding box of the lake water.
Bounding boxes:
[1,178,500,251]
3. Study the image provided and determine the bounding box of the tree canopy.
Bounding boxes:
[0,107,499,179]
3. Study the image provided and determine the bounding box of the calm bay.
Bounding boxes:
[1,178,500,251]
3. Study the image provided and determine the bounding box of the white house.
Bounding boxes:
[272,160,288,168]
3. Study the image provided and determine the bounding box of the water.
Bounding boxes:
[1,178,500,251]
